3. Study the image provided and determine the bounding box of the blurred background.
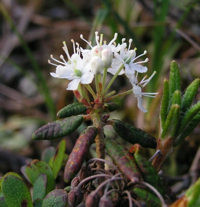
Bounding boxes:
[0,0,200,193]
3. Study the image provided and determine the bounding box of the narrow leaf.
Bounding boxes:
[42,189,68,207]
[178,102,200,135]
[57,102,87,118]
[174,111,200,147]
[181,78,200,115]
[110,119,157,149]
[32,115,83,140]
[1,172,33,207]
[133,187,161,207]
[171,90,181,106]
[160,79,169,129]
[105,139,140,183]
[161,104,180,138]
[52,140,66,179]
[134,151,164,195]
[169,60,181,100]
[104,102,120,112]
[64,126,97,183]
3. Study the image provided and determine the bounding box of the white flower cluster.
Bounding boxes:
[49,32,157,112]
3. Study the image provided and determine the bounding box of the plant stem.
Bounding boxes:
[104,64,124,94]
[105,89,133,102]
[85,84,96,99]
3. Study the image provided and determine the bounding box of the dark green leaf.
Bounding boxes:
[57,102,87,118]
[110,119,157,149]
[104,102,120,112]
[42,189,68,207]
[134,151,164,195]
[133,187,161,207]
[32,116,83,140]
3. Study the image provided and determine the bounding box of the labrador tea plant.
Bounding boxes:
[0,32,199,207]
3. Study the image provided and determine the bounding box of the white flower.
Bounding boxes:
[132,71,158,112]
[107,38,148,77]
[49,42,94,90]
[88,56,105,75]
[80,32,118,72]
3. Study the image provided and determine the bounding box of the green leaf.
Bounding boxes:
[133,187,161,207]
[110,119,157,149]
[57,102,87,118]
[1,172,33,207]
[0,193,8,207]
[178,102,200,135]
[64,126,97,183]
[41,147,56,164]
[33,174,47,201]
[42,189,68,207]
[134,151,165,195]
[174,111,200,147]
[51,140,66,179]
[105,139,140,183]
[32,115,83,140]
[181,78,200,115]
[25,160,55,194]
[160,79,169,129]
[161,104,180,138]
[171,90,181,106]
[33,199,43,207]
[169,61,181,101]
[186,177,200,206]
[104,102,120,112]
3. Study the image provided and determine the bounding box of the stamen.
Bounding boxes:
[62,41,71,60]
[48,60,58,67]
[141,71,156,87]
[60,55,68,64]
[71,39,76,54]
[95,31,100,45]
[122,38,126,43]
[100,34,103,45]
[133,50,147,62]
[50,54,65,65]
[128,39,133,51]
[109,33,118,45]
[76,42,80,55]
[80,34,92,48]
[136,58,149,64]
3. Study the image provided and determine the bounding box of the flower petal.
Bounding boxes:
[81,72,94,84]
[67,79,81,90]
[130,63,148,73]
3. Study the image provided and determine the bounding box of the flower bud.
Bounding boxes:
[89,56,105,75]
[101,49,113,68]
[92,46,102,57]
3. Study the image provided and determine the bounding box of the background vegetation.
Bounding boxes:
[0,0,199,200]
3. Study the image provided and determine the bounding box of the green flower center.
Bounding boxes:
[74,69,82,77]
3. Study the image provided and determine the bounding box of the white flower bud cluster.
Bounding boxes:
[48,31,157,112]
